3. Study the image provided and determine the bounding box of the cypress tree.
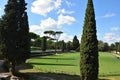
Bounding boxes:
[72,35,79,50]
[0,0,30,75]
[42,36,47,51]
[80,0,98,80]
[18,0,30,61]
[62,40,65,52]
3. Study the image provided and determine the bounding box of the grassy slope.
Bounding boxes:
[28,53,80,75]
[28,52,120,76]
[99,52,120,76]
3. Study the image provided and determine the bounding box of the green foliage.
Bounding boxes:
[98,41,110,52]
[115,42,120,53]
[110,43,116,51]
[72,35,79,51]
[0,0,30,74]
[41,36,47,51]
[34,37,42,47]
[29,32,39,40]
[80,0,98,80]
[61,40,65,52]
[66,41,72,52]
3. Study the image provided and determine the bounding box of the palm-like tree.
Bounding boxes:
[44,30,63,53]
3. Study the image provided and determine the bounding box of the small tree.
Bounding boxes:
[66,41,71,52]
[44,30,63,53]
[72,35,79,51]
[80,0,98,80]
[61,40,65,52]
[110,43,115,51]
[41,36,47,51]
[115,42,120,53]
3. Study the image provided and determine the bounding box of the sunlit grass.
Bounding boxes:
[27,52,120,77]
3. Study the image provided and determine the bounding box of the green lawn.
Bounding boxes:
[27,52,120,76]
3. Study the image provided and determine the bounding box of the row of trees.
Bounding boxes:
[98,41,120,52]
[30,32,80,52]
[0,0,30,75]
[30,31,119,53]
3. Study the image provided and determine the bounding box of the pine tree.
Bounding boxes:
[80,0,98,80]
[0,0,30,75]
[72,35,79,50]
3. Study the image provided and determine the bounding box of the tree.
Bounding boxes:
[72,35,79,51]
[29,32,39,40]
[61,40,65,52]
[0,0,30,75]
[80,0,98,80]
[54,31,63,53]
[66,41,72,52]
[98,40,104,51]
[41,36,47,51]
[115,42,120,53]
[103,43,109,51]
[118,42,120,52]
[44,30,63,53]
[110,43,115,51]
[34,37,42,47]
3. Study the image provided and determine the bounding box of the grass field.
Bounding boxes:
[26,52,120,79]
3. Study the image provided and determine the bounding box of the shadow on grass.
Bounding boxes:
[29,62,77,66]
[24,72,80,80]
[22,72,111,80]
[16,63,33,72]
[38,57,77,60]
[19,63,110,80]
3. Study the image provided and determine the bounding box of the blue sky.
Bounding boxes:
[0,0,120,44]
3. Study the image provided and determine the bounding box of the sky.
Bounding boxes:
[0,0,120,44]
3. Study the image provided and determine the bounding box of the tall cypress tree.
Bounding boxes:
[80,0,98,80]
[17,0,30,61]
[0,0,30,75]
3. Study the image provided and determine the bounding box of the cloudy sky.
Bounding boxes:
[0,0,120,44]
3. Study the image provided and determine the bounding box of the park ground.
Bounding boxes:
[18,52,120,80]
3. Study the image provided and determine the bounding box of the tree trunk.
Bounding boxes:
[10,62,16,76]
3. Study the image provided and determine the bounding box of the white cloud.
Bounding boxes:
[57,8,74,15]
[65,1,75,7]
[31,0,62,16]
[59,33,73,42]
[30,14,76,41]
[102,13,116,18]
[40,17,60,30]
[104,33,120,44]
[110,27,120,31]
[58,14,76,25]
[30,17,61,35]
